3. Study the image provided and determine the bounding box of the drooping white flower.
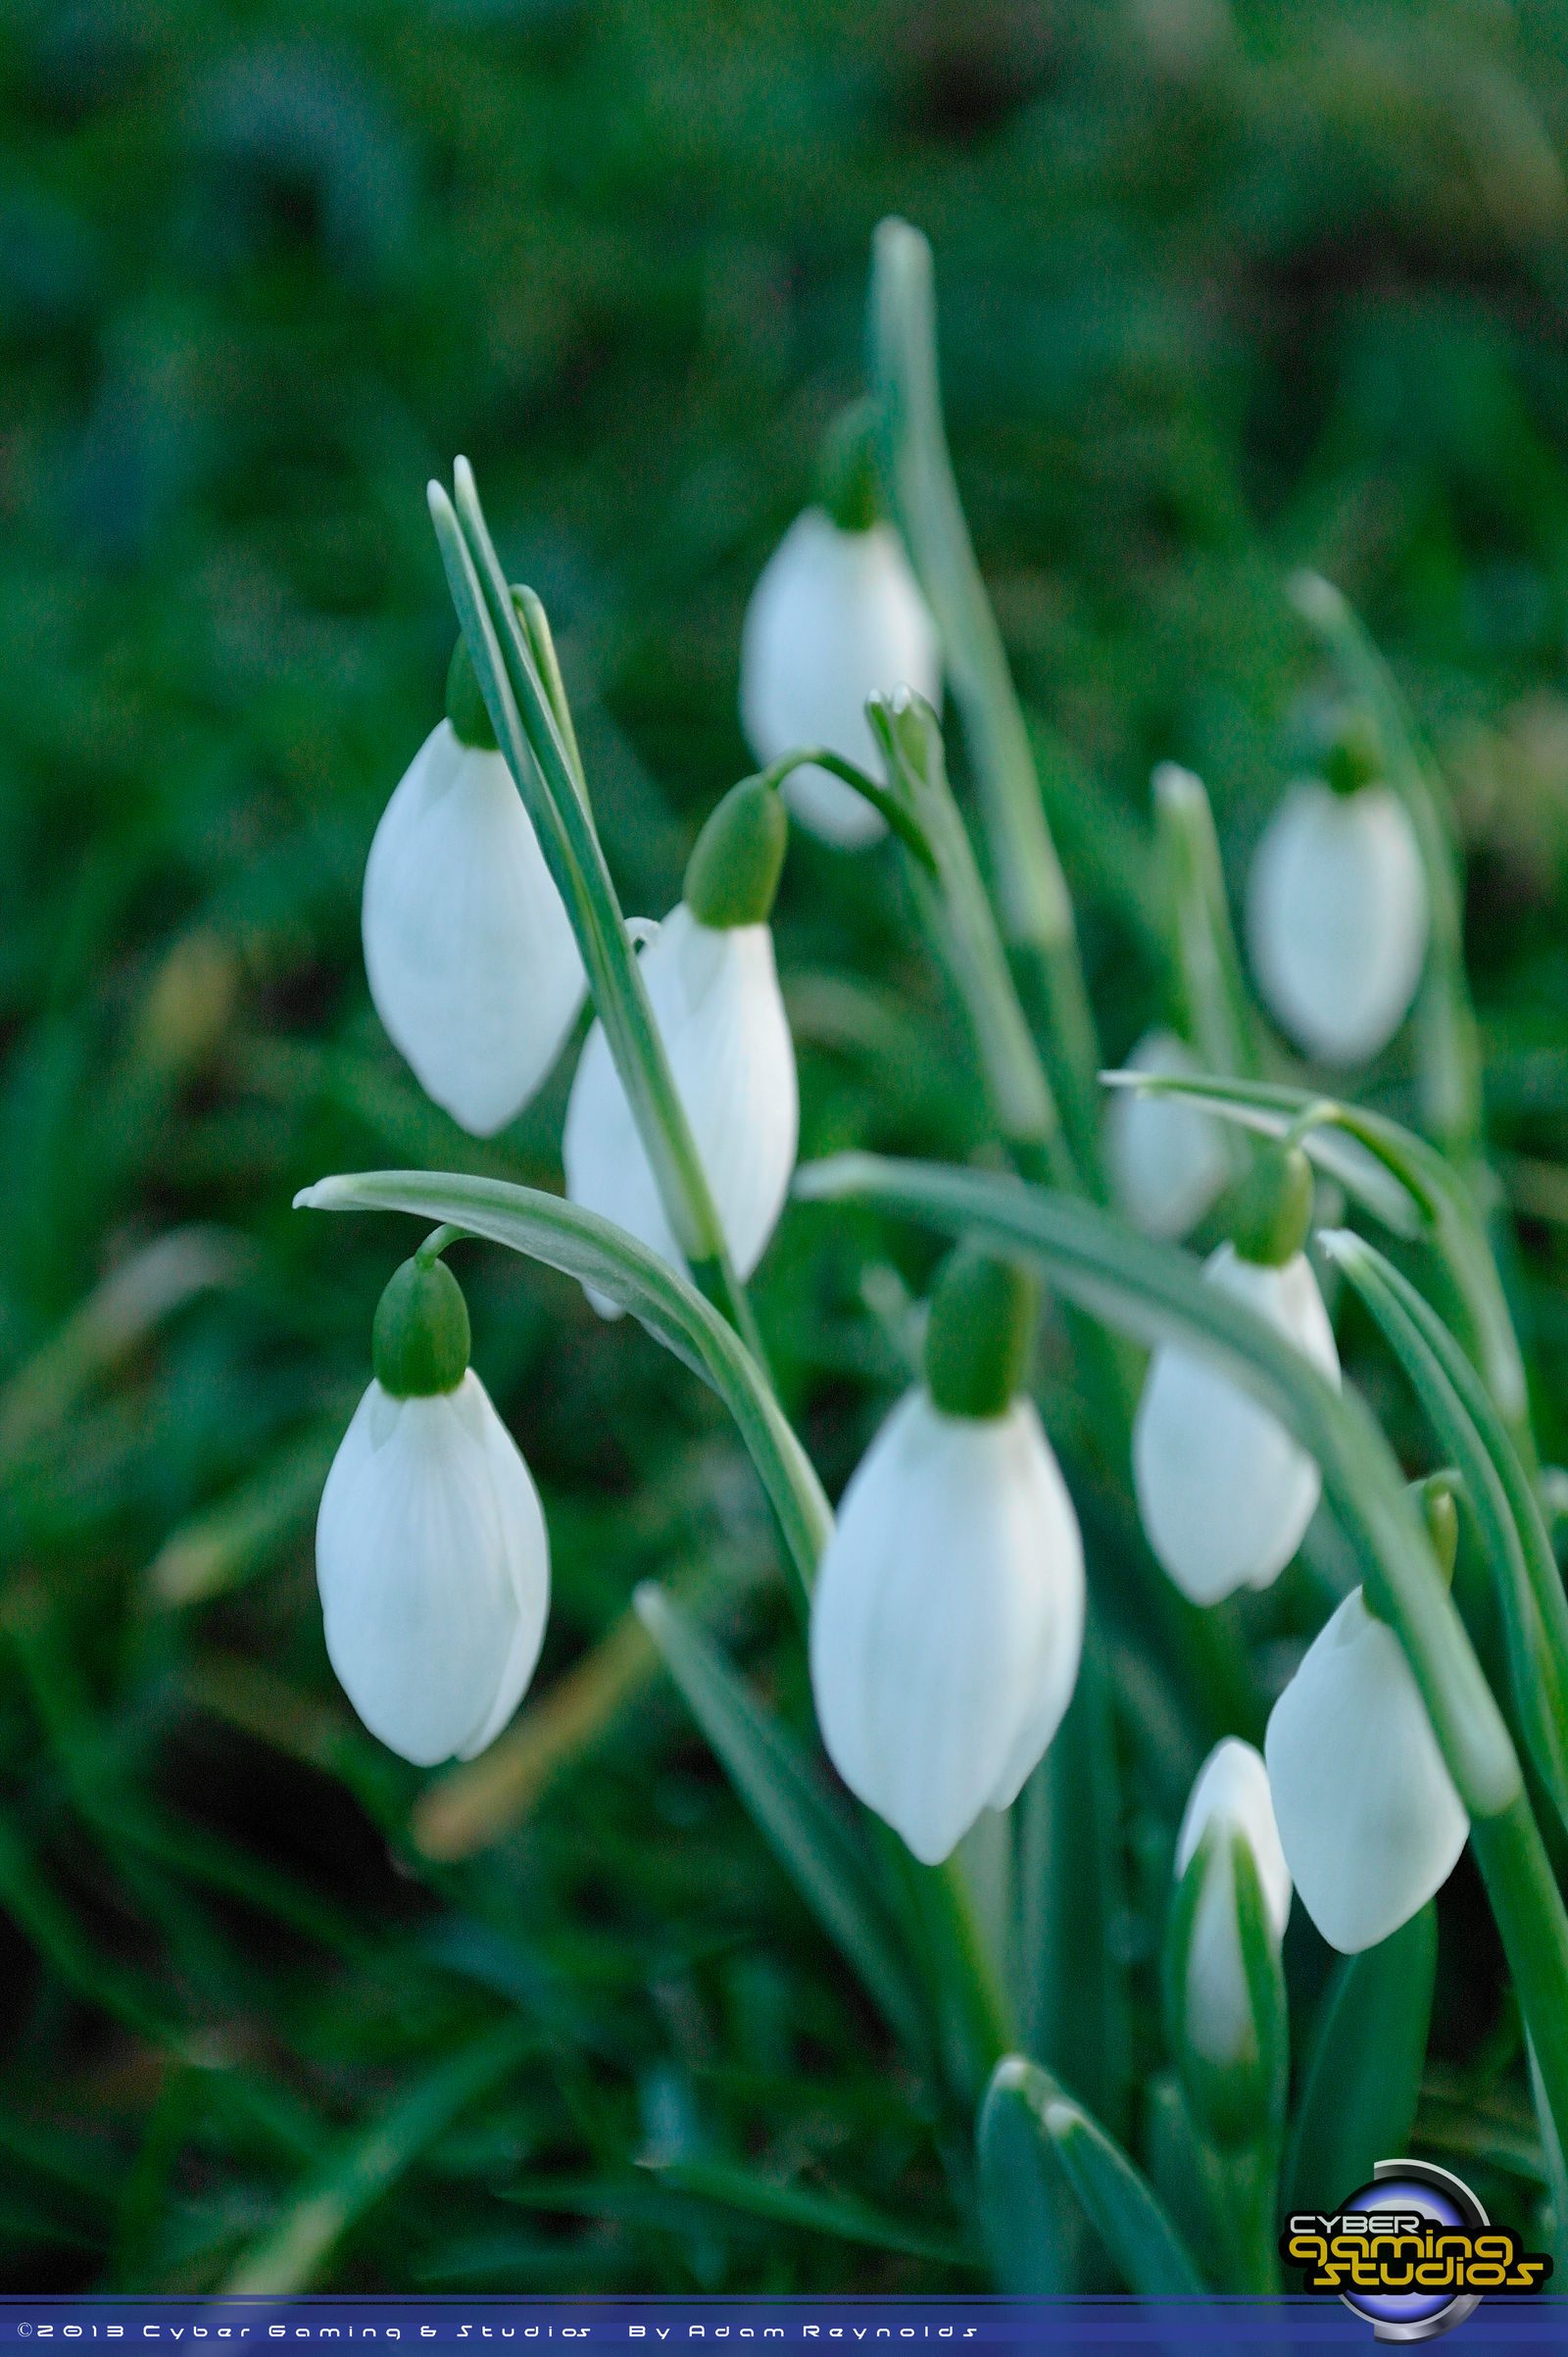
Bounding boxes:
[809,1389,1085,1865]
[1106,1028,1232,1240]
[740,509,941,847]
[315,1255,550,1767]
[1133,1241,1340,1603]
[1265,1588,1469,1953]
[1172,1740,1291,2069]
[363,716,585,1136]
[1247,779,1429,1065]
[563,902,798,1313]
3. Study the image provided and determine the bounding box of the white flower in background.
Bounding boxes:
[564,780,798,1313]
[1247,777,1429,1066]
[1134,1147,1340,1603]
[1266,1587,1469,1953]
[315,1253,550,1767]
[363,643,585,1137]
[1172,1740,1291,2070]
[1106,1027,1232,1240]
[740,507,940,849]
[809,1251,1085,1866]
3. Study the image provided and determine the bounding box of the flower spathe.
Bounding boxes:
[739,509,941,847]
[363,718,586,1137]
[1173,1740,1291,2068]
[1133,1243,1341,1603]
[1265,1587,1469,1953]
[563,902,798,1313]
[808,1389,1086,1866]
[1247,779,1429,1065]
[316,1370,550,1766]
[1106,1028,1232,1240]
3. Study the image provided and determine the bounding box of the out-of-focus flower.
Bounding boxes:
[809,1250,1085,1865]
[564,780,798,1310]
[363,644,585,1137]
[1106,1027,1232,1240]
[740,444,940,847]
[1134,1147,1340,1602]
[316,1252,550,1766]
[1265,1586,1469,1953]
[1248,777,1428,1066]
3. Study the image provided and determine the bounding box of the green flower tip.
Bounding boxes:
[924,1245,1037,1419]
[1230,1142,1314,1267]
[817,398,881,535]
[1420,1474,1460,1588]
[684,777,789,928]
[1322,708,1381,798]
[372,1252,471,1398]
[446,636,498,752]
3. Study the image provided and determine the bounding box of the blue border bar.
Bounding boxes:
[0,2301,1560,2348]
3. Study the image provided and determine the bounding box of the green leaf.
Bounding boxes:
[977,2057,1206,2296]
[645,2158,977,2267]
[1285,1904,1437,2214]
[223,2019,532,2293]
[632,1584,928,2056]
[293,1168,829,1598]
[1321,1228,1568,1829]
[794,1151,1518,1820]
[1099,1066,1528,1444]
[1152,762,1263,1083]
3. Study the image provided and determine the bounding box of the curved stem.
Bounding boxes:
[755,746,938,873]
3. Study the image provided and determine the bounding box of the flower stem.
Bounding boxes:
[869,219,1103,1193]
[1470,1794,1568,2159]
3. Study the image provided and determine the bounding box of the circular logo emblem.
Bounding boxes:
[1338,2158,1487,2342]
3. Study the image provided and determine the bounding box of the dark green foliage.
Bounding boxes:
[1,0,1566,2298]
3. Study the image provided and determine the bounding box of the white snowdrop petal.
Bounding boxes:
[1184,1846,1253,2067]
[363,721,586,1137]
[316,1373,550,1767]
[1107,1028,1232,1240]
[563,905,799,1313]
[1248,781,1430,1065]
[1175,1738,1292,1940]
[739,511,942,848]
[1265,1589,1470,1954]
[809,1393,1085,1865]
[1133,1245,1340,1603]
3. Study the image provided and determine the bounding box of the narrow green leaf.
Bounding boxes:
[1321,1229,1568,1827]
[294,1169,829,1597]
[1152,762,1262,1083]
[646,2158,977,2267]
[1285,1904,1437,2214]
[978,2057,1206,2296]
[223,2019,530,2293]
[1099,1068,1528,1443]
[632,1584,928,2055]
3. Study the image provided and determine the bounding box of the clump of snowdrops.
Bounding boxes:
[296,221,1568,2295]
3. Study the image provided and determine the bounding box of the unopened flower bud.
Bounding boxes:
[316,1252,550,1766]
[1265,1587,1469,1954]
[1166,1740,1291,2146]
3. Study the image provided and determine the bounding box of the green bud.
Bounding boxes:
[817,398,881,535]
[684,777,789,928]
[446,636,498,752]
[1164,1828,1289,2151]
[372,1253,471,1398]
[1322,709,1382,798]
[1420,1472,1460,1589]
[1229,1142,1314,1267]
[924,1246,1036,1419]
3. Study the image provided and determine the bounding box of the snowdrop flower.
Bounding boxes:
[315,1250,550,1766]
[1266,1585,1469,1954]
[1106,1028,1232,1240]
[1134,1145,1340,1603]
[1169,1741,1291,2110]
[739,407,940,848]
[809,1249,1085,1866]
[362,640,585,1136]
[1247,760,1429,1067]
[564,778,798,1313]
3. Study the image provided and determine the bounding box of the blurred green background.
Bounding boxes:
[3,0,1568,2298]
